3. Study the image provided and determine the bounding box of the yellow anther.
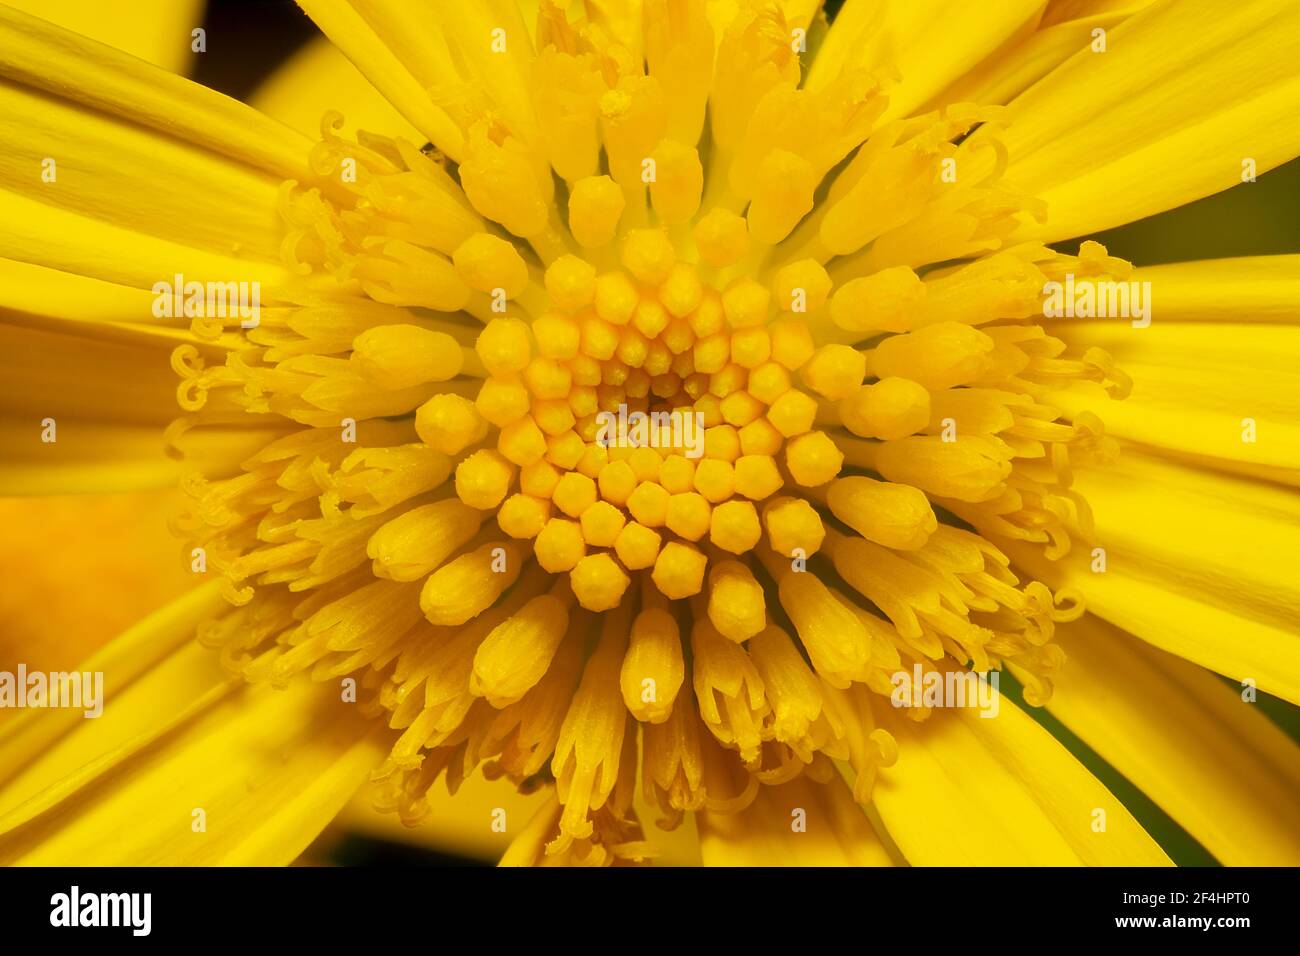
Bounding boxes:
[469,593,569,708]
[621,228,676,285]
[568,352,602,386]
[523,356,573,399]
[766,388,817,437]
[729,327,772,369]
[692,458,736,503]
[682,371,709,400]
[526,398,573,437]
[733,454,782,500]
[746,149,815,244]
[576,441,607,478]
[628,446,664,482]
[768,317,815,371]
[421,541,524,626]
[476,376,531,427]
[576,413,602,444]
[772,259,832,315]
[569,174,626,248]
[546,429,586,469]
[650,372,680,398]
[535,517,586,572]
[707,560,765,641]
[720,390,765,427]
[709,499,761,554]
[532,312,581,359]
[416,393,487,455]
[520,458,561,498]
[459,128,550,238]
[874,435,1012,502]
[452,233,529,297]
[802,343,867,400]
[693,331,731,375]
[658,262,704,319]
[784,430,844,487]
[498,493,553,539]
[662,317,696,355]
[497,416,548,466]
[615,521,663,570]
[597,459,638,505]
[625,368,651,397]
[351,325,463,389]
[763,496,825,558]
[633,297,671,338]
[693,207,749,268]
[568,384,599,419]
[703,423,741,462]
[688,290,725,337]
[709,363,748,398]
[827,476,937,550]
[592,276,640,332]
[570,553,631,611]
[545,255,597,310]
[694,393,723,427]
[665,491,712,541]
[367,499,483,583]
[868,321,995,391]
[579,500,627,547]
[721,277,771,329]
[658,454,696,493]
[553,471,598,517]
[627,480,671,527]
[580,314,619,360]
[652,541,708,599]
[477,317,532,376]
[738,417,783,456]
[830,266,922,333]
[746,362,791,405]
[648,139,704,225]
[617,324,649,367]
[455,448,516,509]
[621,603,683,723]
[839,377,931,440]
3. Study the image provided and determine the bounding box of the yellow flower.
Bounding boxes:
[1,0,1298,867]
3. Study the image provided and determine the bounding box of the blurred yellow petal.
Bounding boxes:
[924,0,1158,109]
[0,586,388,865]
[4,0,204,76]
[874,682,1171,865]
[807,0,1046,119]
[0,4,310,179]
[251,37,423,141]
[698,771,894,865]
[973,0,1300,242]
[1035,614,1300,865]
[0,489,194,670]
[1000,451,1300,705]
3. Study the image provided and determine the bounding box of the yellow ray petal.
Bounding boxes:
[0,489,194,672]
[922,0,1158,110]
[807,0,1046,120]
[0,588,388,864]
[968,0,1300,242]
[294,0,466,159]
[250,37,423,141]
[0,4,311,180]
[873,678,1171,865]
[998,450,1300,705]
[698,771,894,865]
[1029,613,1300,865]
[4,0,204,76]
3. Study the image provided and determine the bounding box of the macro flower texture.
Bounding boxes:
[0,0,1297,869]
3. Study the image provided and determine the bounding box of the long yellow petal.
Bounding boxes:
[1032,613,1300,865]
[874,681,1171,865]
[969,0,1300,242]
[5,0,204,76]
[998,450,1300,705]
